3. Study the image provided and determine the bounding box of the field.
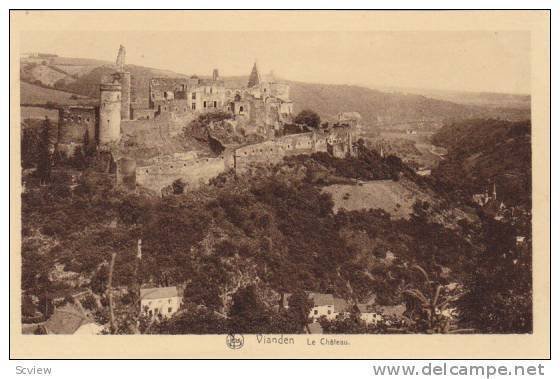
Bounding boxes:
[322,179,430,219]
[20,81,94,106]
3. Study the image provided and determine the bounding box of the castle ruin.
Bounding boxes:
[54,45,358,195]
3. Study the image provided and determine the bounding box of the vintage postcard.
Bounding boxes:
[9,10,550,358]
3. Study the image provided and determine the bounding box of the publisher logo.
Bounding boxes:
[226,334,244,349]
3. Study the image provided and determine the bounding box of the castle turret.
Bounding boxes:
[116,44,126,72]
[113,45,131,120]
[248,61,261,88]
[212,68,220,81]
[99,82,121,144]
[119,71,131,120]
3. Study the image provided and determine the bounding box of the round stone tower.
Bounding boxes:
[99,82,122,144]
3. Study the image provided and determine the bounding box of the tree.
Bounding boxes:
[457,217,532,333]
[91,265,109,295]
[81,293,97,311]
[53,78,66,89]
[172,179,186,195]
[402,265,467,334]
[83,129,96,157]
[294,109,321,129]
[228,285,272,333]
[21,295,37,318]
[286,289,313,332]
[36,117,53,185]
[71,146,87,170]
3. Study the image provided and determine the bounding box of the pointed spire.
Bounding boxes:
[247,61,261,88]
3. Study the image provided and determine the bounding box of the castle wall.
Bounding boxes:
[131,108,156,120]
[99,83,121,144]
[57,106,98,155]
[270,83,290,101]
[234,132,328,172]
[153,99,191,115]
[149,78,191,108]
[116,157,136,191]
[135,156,227,194]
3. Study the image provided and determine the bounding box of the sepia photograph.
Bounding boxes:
[9,10,550,359]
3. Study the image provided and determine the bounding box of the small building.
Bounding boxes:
[42,303,103,335]
[308,292,349,321]
[140,286,182,318]
[356,303,383,325]
[308,293,335,321]
[416,168,431,176]
[336,112,362,128]
[376,304,407,324]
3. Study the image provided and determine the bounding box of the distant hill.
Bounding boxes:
[379,86,531,109]
[287,81,501,127]
[21,56,530,128]
[20,81,94,106]
[431,118,531,206]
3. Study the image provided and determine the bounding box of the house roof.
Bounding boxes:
[356,303,371,313]
[43,304,97,335]
[140,286,180,300]
[333,297,349,313]
[308,292,335,307]
[376,304,406,318]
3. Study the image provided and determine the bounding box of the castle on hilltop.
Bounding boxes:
[139,61,293,138]
[53,45,358,195]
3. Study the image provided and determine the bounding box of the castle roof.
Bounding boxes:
[247,62,261,88]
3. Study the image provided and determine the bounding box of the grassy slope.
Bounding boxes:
[20,81,94,106]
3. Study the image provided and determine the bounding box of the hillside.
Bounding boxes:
[20,81,94,106]
[431,118,531,206]
[288,81,489,127]
[21,56,529,128]
[62,64,188,107]
[379,86,531,109]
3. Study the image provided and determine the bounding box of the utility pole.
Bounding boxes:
[136,239,142,306]
[107,252,117,333]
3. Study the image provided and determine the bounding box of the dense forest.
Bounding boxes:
[21,118,532,334]
[431,118,532,207]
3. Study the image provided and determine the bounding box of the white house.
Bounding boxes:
[140,286,182,318]
[356,303,383,325]
[308,293,349,321]
[308,293,336,321]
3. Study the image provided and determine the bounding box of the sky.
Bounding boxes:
[21,30,531,94]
